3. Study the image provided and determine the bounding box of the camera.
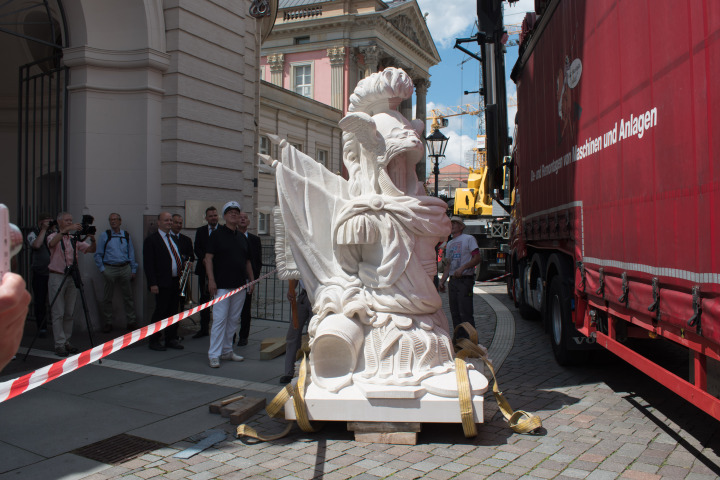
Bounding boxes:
[80,214,96,236]
[48,219,58,229]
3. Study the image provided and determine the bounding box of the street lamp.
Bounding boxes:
[426,128,449,197]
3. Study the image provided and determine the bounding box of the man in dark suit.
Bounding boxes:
[193,206,219,338]
[171,214,195,308]
[143,211,184,351]
[236,211,263,346]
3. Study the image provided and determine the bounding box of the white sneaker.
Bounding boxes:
[209,357,220,368]
[220,352,244,362]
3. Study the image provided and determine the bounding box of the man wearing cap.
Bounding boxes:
[204,201,255,367]
[439,216,482,337]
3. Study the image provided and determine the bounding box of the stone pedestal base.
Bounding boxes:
[284,369,488,425]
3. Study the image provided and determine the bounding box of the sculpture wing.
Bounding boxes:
[339,112,385,158]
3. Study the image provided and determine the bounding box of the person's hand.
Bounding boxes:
[438,283,446,293]
[63,223,81,234]
[208,279,217,297]
[287,289,296,302]
[248,282,254,296]
[0,273,31,370]
[130,273,136,281]
[40,219,51,230]
[150,285,159,294]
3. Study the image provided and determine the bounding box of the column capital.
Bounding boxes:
[267,53,285,72]
[414,78,430,95]
[327,46,346,65]
[360,45,381,65]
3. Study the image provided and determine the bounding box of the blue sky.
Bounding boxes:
[416,0,535,171]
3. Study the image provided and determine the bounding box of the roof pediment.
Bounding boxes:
[382,2,439,61]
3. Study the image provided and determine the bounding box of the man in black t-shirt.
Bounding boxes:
[204,201,255,368]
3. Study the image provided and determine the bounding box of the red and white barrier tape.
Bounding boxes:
[0,270,277,404]
[476,272,511,283]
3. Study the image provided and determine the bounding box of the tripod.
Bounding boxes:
[24,234,97,361]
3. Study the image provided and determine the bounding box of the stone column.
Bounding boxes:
[414,78,430,181]
[360,45,380,77]
[327,46,346,110]
[268,53,284,87]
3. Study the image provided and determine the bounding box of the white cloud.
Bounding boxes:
[419,0,536,49]
[417,0,477,49]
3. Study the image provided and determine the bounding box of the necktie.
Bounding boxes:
[166,234,182,276]
[210,226,215,236]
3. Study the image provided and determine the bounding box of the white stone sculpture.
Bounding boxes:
[262,68,486,403]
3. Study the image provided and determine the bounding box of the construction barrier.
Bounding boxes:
[477,272,511,283]
[0,271,276,404]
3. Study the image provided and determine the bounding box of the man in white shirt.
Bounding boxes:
[439,216,482,338]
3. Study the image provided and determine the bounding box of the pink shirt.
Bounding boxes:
[47,232,91,273]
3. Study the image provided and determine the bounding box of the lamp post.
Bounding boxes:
[426,128,449,197]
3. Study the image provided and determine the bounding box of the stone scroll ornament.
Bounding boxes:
[261,68,471,396]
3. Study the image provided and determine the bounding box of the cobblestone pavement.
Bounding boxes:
[77,284,720,480]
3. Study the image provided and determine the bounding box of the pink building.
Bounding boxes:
[260,0,440,178]
[426,163,470,197]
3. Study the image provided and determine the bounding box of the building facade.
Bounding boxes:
[0,0,261,325]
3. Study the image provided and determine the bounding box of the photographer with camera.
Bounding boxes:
[46,212,96,357]
[26,212,56,338]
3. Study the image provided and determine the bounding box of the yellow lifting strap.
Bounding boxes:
[453,322,542,435]
[236,355,321,442]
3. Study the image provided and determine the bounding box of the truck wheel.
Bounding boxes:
[548,276,587,365]
[516,260,537,320]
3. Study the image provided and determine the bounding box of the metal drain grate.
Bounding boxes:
[73,434,166,465]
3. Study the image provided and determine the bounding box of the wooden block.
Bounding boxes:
[354,432,417,445]
[209,395,245,414]
[260,339,287,360]
[260,336,284,349]
[228,397,267,425]
[347,422,421,433]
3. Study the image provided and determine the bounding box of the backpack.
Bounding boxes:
[101,229,131,262]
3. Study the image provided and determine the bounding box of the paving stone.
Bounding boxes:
[526,467,559,479]
[354,459,382,470]
[365,465,398,477]
[619,470,662,480]
[465,465,501,476]
[344,474,380,480]
[685,474,719,480]
[188,472,219,480]
[209,464,240,476]
[657,465,691,477]
[494,451,520,461]
[386,467,425,479]
[424,469,457,480]
[560,468,591,478]
[501,465,532,476]
[185,459,224,473]
[585,470,620,480]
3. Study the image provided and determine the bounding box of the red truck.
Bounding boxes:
[509,0,720,419]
